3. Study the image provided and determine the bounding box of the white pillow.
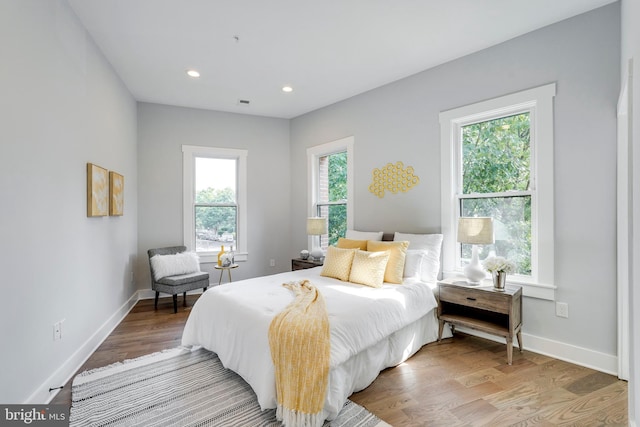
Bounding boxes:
[150,252,201,280]
[346,229,384,241]
[403,250,427,279]
[394,233,443,283]
[394,232,443,251]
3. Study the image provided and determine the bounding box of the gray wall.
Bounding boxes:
[137,103,291,286]
[0,0,626,409]
[621,0,639,423]
[0,0,138,403]
[291,4,620,356]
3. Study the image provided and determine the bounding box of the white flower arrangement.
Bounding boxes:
[482,256,516,274]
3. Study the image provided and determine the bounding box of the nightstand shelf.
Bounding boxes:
[437,280,523,365]
[291,258,323,271]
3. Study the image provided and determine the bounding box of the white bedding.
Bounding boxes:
[181,266,444,420]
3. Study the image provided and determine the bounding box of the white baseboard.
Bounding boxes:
[32,292,140,404]
[38,288,207,403]
[34,291,619,403]
[455,326,618,375]
[138,288,206,300]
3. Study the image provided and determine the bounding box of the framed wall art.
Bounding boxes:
[109,171,124,216]
[87,163,109,217]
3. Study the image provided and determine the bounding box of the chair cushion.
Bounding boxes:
[157,271,209,286]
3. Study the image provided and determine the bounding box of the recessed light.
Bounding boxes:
[282,86,293,93]
[186,69,200,78]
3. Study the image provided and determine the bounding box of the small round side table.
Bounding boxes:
[214,264,238,285]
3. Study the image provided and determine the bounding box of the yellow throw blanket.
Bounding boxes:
[268,280,330,427]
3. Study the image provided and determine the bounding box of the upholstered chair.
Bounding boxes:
[147,246,209,313]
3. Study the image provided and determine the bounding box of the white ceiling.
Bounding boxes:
[68,0,616,119]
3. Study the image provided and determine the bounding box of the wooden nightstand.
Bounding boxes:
[291,258,323,271]
[437,279,523,365]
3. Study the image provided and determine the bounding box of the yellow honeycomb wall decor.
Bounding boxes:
[368,161,420,198]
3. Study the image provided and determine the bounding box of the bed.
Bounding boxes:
[181,232,449,422]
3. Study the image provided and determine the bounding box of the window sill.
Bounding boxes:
[441,272,556,300]
[198,252,248,264]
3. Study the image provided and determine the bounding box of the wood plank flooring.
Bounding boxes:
[51,295,628,426]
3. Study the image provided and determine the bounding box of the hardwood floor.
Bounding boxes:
[52,295,628,426]
[350,336,628,426]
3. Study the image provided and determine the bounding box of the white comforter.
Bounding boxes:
[181,267,439,419]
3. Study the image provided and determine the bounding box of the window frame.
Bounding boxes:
[182,145,248,263]
[439,84,556,300]
[307,136,354,249]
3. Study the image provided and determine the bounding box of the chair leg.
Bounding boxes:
[154,292,159,310]
[173,294,178,313]
[183,292,187,307]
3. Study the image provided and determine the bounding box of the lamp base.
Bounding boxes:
[463,245,486,284]
[309,247,324,261]
[464,264,486,284]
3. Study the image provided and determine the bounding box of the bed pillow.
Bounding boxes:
[320,246,356,281]
[403,250,429,279]
[394,232,443,283]
[346,229,384,241]
[349,250,390,288]
[150,252,200,280]
[336,238,368,250]
[366,240,409,284]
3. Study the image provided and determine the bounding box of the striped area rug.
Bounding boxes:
[70,347,390,427]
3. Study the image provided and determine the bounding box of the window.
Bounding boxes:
[183,145,247,263]
[307,136,354,248]
[460,113,532,275]
[440,84,556,300]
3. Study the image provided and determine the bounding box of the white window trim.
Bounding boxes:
[439,83,556,300]
[307,136,354,249]
[182,145,248,263]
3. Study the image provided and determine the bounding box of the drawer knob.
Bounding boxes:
[466,297,477,301]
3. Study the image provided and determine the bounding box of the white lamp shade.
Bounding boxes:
[307,217,327,235]
[457,217,494,245]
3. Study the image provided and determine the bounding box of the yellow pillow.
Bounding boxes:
[336,238,368,250]
[349,250,390,288]
[320,246,356,281]
[366,240,409,284]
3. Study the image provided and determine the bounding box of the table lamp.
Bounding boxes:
[457,217,494,284]
[307,217,327,261]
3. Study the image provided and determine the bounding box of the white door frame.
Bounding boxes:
[617,59,633,381]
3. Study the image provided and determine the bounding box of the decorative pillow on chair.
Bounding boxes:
[336,238,368,250]
[366,240,409,284]
[345,229,384,241]
[349,250,390,288]
[150,252,201,280]
[320,246,356,281]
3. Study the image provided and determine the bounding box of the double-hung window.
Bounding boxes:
[307,136,354,248]
[183,145,248,263]
[440,84,556,300]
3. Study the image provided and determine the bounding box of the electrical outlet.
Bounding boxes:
[269,259,275,267]
[556,302,569,318]
[53,321,63,341]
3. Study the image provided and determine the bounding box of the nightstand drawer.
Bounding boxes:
[439,284,510,314]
